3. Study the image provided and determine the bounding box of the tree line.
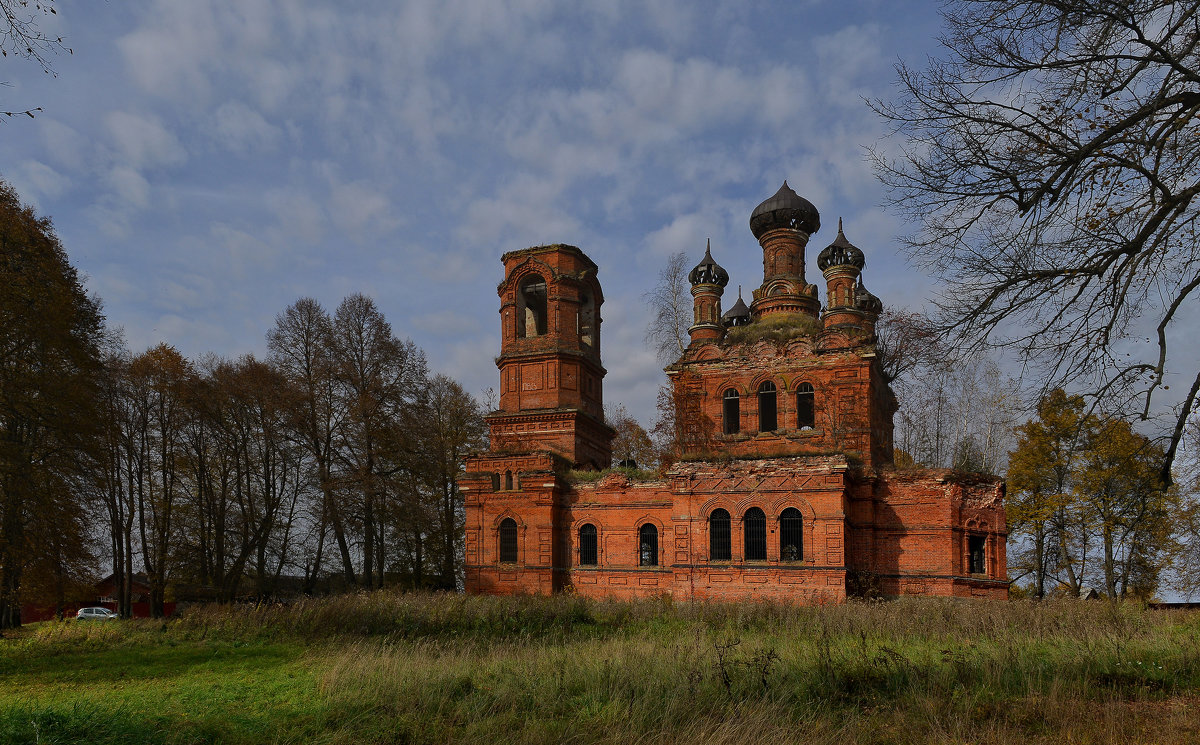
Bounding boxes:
[0,181,485,627]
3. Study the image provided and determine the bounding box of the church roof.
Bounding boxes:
[688,240,730,287]
[816,218,865,272]
[749,181,821,239]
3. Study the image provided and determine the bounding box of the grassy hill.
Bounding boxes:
[1,592,1198,744]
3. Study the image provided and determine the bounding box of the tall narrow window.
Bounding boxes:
[499,518,518,563]
[968,535,986,574]
[504,470,513,490]
[517,275,548,337]
[758,381,777,432]
[744,508,767,561]
[579,293,596,348]
[490,473,501,491]
[579,524,597,566]
[723,389,740,435]
[780,508,803,562]
[639,524,658,566]
[796,382,815,429]
[709,509,731,561]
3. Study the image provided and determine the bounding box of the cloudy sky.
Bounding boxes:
[2,0,948,423]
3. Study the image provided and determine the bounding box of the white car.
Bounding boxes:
[75,607,118,620]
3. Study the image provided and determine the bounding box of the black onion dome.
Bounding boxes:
[688,240,730,287]
[749,180,821,239]
[722,289,751,326]
[855,277,882,315]
[816,218,866,272]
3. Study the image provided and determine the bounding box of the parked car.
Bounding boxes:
[76,607,118,621]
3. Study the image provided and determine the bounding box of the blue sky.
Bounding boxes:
[2,0,948,423]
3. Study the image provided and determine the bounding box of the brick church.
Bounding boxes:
[460,182,1008,602]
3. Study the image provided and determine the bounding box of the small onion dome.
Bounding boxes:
[816,218,866,272]
[722,288,751,327]
[855,277,882,315]
[688,239,730,287]
[749,180,821,239]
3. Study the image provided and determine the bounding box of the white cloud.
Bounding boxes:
[457,173,584,248]
[325,173,399,239]
[212,100,281,154]
[104,111,187,170]
[39,119,88,171]
[117,2,222,102]
[644,212,712,260]
[106,166,151,210]
[16,160,70,200]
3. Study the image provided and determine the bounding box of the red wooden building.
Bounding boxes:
[460,183,1008,602]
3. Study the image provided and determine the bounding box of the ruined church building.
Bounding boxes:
[460,182,1008,602]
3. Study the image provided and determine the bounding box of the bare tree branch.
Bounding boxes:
[643,251,691,365]
[872,0,1200,484]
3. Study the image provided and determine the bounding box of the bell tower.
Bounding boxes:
[687,240,729,344]
[817,219,883,334]
[488,244,614,469]
[748,181,822,320]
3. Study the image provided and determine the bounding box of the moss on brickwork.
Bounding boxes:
[565,465,657,484]
[722,312,820,345]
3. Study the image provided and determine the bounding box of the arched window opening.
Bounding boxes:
[796,382,815,429]
[758,381,777,432]
[968,535,986,574]
[744,507,767,561]
[723,389,740,435]
[639,524,658,567]
[517,275,548,338]
[780,508,803,562]
[579,293,596,348]
[579,524,598,566]
[504,470,513,490]
[709,509,731,561]
[499,518,518,563]
[490,473,501,491]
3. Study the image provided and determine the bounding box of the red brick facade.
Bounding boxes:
[462,185,1008,602]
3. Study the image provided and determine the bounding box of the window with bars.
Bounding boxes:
[639,523,658,566]
[723,389,740,434]
[579,524,597,566]
[968,535,986,574]
[758,381,777,432]
[744,507,766,561]
[796,382,815,429]
[780,508,803,562]
[499,518,518,563]
[709,509,731,561]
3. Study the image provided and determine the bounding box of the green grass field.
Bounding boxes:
[1,593,1197,744]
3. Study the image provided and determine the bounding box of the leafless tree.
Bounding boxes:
[644,251,692,364]
[1,0,70,118]
[875,308,941,385]
[872,0,1200,485]
[607,403,657,471]
[268,298,356,587]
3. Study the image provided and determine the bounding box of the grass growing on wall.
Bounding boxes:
[723,312,822,346]
[2,593,1199,744]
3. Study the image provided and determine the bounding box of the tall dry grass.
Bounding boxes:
[294,593,1199,743]
[15,592,1196,743]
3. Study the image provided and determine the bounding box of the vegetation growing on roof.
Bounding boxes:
[565,465,659,484]
[723,312,820,346]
